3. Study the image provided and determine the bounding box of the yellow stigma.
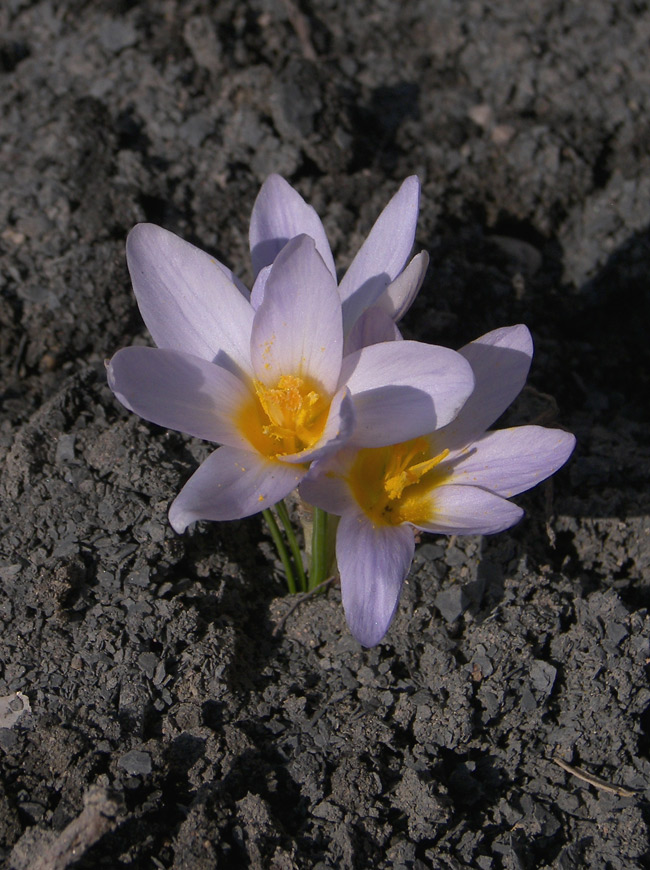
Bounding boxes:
[348,436,450,526]
[238,374,329,458]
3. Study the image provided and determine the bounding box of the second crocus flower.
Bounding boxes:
[300,325,576,647]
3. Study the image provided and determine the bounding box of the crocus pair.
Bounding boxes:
[108,175,575,647]
[108,175,473,532]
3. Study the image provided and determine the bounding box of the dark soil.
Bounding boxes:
[1,1,650,868]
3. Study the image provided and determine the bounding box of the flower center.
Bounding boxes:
[348,436,450,526]
[239,374,329,458]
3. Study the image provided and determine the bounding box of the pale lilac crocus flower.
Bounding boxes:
[300,325,576,647]
[249,174,429,337]
[108,231,474,533]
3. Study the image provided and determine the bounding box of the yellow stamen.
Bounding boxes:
[348,436,450,526]
[238,374,329,458]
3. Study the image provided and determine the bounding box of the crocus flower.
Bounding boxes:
[300,325,576,647]
[108,229,475,533]
[249,174,429,334]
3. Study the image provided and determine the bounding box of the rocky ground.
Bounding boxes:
[1,1,650,867]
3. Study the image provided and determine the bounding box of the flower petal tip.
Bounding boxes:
[168,505,190,535]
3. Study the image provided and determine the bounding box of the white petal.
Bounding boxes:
[214,261,250,300]
[434,324,533,450]
[343,306,403,355]
[250,235,343,394]
[107,346,252,449]
[169,446,304,531]
[299,447,359,515]
[341,341,474,446]
[414,484,524,535]
[250,264,272,311]
[339,176,420,331]
[249,174,336,279]
[337,512,415,647]
[375,251,429,322]
[443,426,576,497]
[126,223,255,376]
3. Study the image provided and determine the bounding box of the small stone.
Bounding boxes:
[55,434,76,464]
[435,585,470,623]
[118,749,152,776]
[98,18,138,53]
[530,660,557,695]
[0,691,31,729]
[468,103,493,128]
[492,124,516,145]
[0,729,18,751]
[520,688,537,712]
[137,652,158,679]
[606,622,628,646]
[312,800,343,821]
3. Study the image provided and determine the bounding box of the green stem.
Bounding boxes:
[309,506,329,591]
[262,508,296,594]
[275,500,308,593]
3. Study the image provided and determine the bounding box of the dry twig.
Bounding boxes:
[552,755,638,798]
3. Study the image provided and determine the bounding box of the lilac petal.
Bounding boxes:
[169,446,304,531]
[215,262,250,300]
[414,484,524,536]
[299,448,358,515]
[337,512,415,647]
[251,235,343,394]
[339,176,420,331]
[444,426,576,497]
[249,174,336,279]
[343,306,402,355]
[250,264,272,311]
[341,341,474,447]
[107,347,253,448]
[435,325,533,450]
[126,224,255,376]
[281,386,355,465]
[375,251,429,322]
